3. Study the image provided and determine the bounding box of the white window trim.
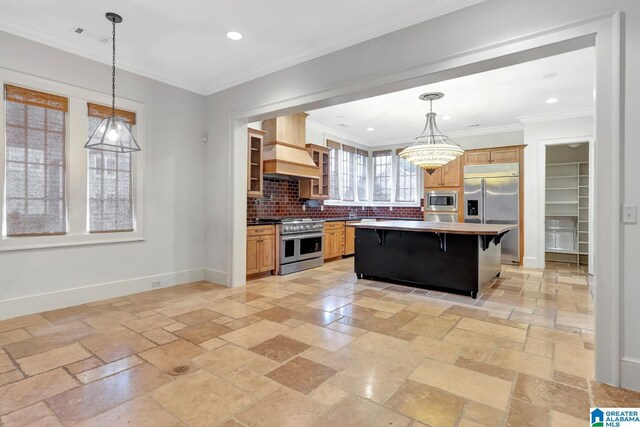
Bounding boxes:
[325,147,422,207]
[0,67,147,252]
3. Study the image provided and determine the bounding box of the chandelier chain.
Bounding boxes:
[111,18,116,117]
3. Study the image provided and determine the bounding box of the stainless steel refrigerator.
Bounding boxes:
[464,163,520,264]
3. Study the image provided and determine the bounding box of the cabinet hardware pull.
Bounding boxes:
[254,228,264,232]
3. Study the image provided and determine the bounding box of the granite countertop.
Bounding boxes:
[246,220,280,226]
[348,220,517,236]
[322,217,418,222]
[247,217,418,226]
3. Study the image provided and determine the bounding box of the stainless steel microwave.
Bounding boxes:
[425,190,458,212]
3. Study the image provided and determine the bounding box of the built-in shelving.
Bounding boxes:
[545,162,590,264]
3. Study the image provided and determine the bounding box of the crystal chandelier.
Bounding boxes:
[85,13,141,153]
[399,92,463,174]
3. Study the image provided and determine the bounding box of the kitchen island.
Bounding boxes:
[348,221,517,298]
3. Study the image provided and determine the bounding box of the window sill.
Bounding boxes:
[0,233,144,252]
[324,200,421,208]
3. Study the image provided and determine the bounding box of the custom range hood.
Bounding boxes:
[261,113,319,179]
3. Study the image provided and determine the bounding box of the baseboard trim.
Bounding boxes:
[0,268,207,321]
[522,256,542,269]
[203,268,228,286]
[621,357,640,392]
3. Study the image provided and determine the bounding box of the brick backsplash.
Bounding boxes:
[247,177,423,221]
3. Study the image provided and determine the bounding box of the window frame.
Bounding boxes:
[0,68,146,252]
[324,143,421,207]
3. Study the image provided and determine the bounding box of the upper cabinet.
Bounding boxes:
[247,128,266,197]
[464,146,521,165]
[299,144,330,199]
[424,156,461,188]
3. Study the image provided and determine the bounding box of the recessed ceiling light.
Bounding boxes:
[466,124,480,128]
[542,72,558,79]
[338,123,350,128]
[366,127,375,132]
[442,115,451,120]
[226,31,243,41]
[546,97,559,104]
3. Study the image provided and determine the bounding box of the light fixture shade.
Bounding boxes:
[399,93,464,174]
[399,140,464,174]
[84,116,140,153]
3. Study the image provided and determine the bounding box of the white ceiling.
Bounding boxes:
[306,48,595,146]
[0,0,483,95]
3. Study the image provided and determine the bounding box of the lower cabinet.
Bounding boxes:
[246,226,275,275]
[343,222,357,256]
[323,222,344,260]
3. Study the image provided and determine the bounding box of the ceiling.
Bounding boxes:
[306,48,595,146]
[0,0,483,95]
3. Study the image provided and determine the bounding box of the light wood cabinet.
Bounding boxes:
[246,225,275,276]
[343,222,357,256]
[324,222,344,260]
[247,128,266,197]
[491,147,520,163]
[464,150,491,165]
[424,168,443,187]
[423,156,461,188]
[464,146,521,165]
[299,144,330,199]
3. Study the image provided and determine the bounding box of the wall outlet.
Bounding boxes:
[622,205,638,224]
[389,206,393,211]
[151,281,161,288]
[320,205,324,211]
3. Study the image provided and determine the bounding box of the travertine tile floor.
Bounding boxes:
[1,258,639,426]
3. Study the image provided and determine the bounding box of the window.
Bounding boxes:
[341,145,355,201]
[0,69,146,252]
[327,140,340,200]
[4,85,68,237]
[356,149,368,201]
[372,150,392,202]
[87,103,135,233]
[396,148,417,202]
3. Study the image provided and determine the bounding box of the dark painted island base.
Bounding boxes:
[353,227,503,299]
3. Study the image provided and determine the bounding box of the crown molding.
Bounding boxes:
[448,123,523,138]
[516,107,594,124]
[0,0,484,96]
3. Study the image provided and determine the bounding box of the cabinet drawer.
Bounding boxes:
[247,225,275,237]
[324,221,345,230]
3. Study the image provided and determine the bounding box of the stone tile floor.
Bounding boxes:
[0,258,638,426]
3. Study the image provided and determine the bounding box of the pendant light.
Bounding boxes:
[84,12,141,153]
[399,92,462,174]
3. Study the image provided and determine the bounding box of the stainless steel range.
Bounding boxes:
[277,218,325,275]
[252,218,325,274]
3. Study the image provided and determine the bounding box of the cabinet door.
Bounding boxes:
[344,225,355,255]
[323,231,334,259]
[491,147,520,163]
[465,150,491,165]
[246,237,260,275]
[424,168,443,188]
[247,129,265,197]
[258,235,275,272]
[441,157,461,187]
[333,230,343,256]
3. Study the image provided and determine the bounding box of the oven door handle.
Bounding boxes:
[281,233,324,241]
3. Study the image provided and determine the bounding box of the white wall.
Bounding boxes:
[454,130,524,150]
[0,31,208,318]
[203,0,640,390]
[522,116,594,269]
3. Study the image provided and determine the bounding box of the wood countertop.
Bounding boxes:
[348,220,517,236]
